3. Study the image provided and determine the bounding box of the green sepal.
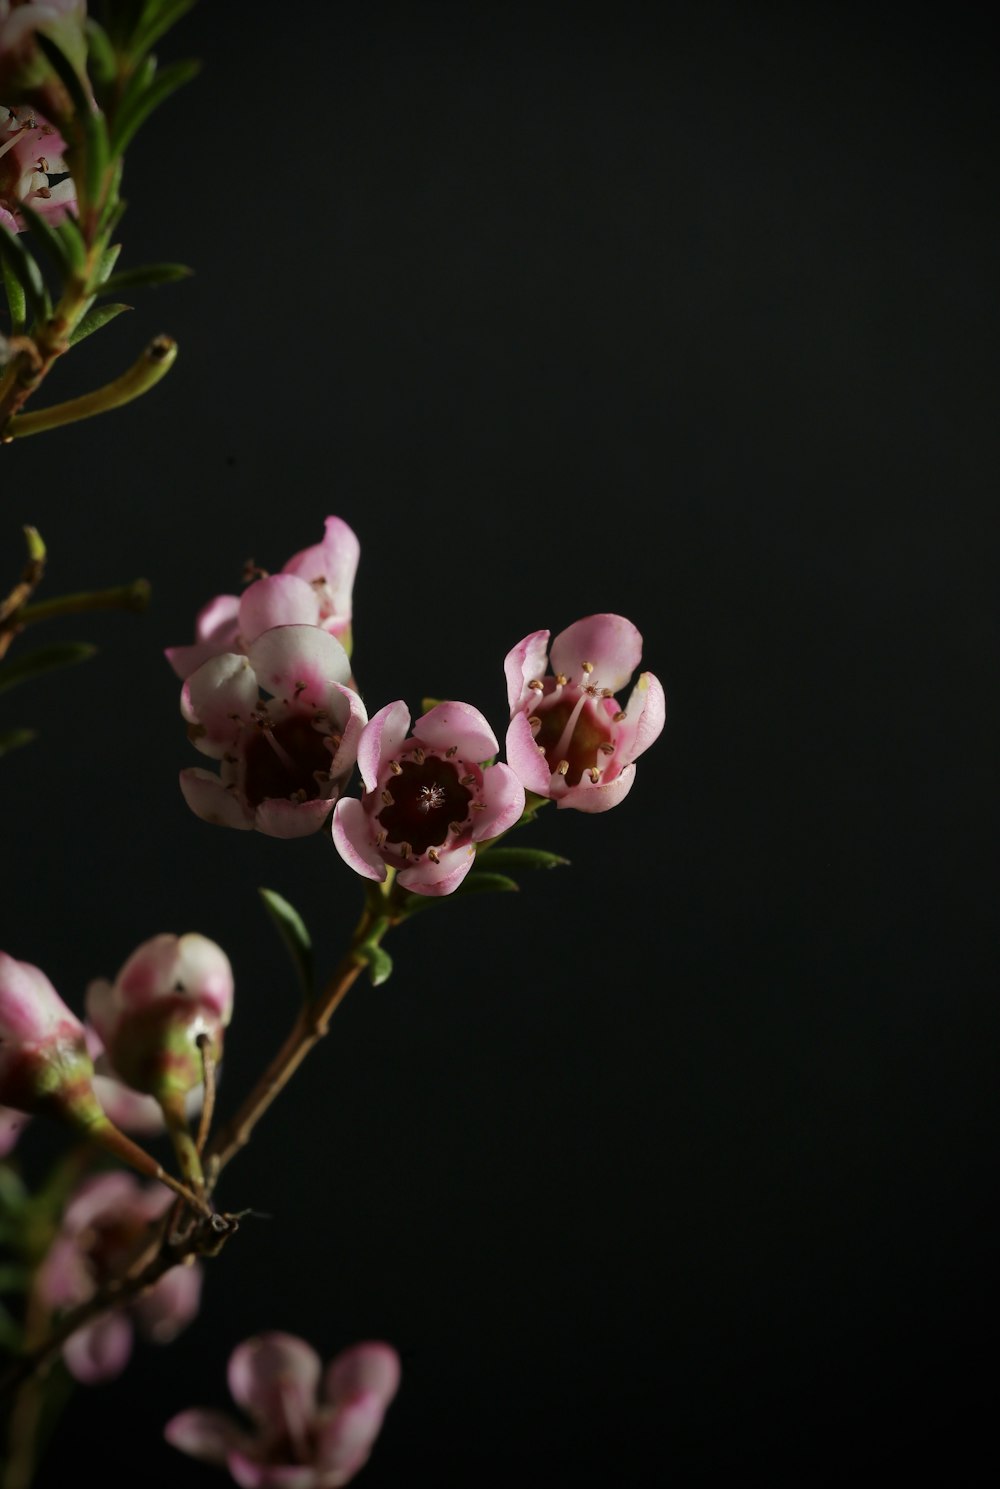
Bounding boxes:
[98,261,193,295]
[68,302,131,346]
[420,696,444,714]
[0,228,49,323]
[0,727,38,757]
[2,257,26,333]
[474,845,570,872]
[0,641,97,695]
[35,32,110,207]
[259,887,314,997]
[356,940,393,987]
[110,57,201,157]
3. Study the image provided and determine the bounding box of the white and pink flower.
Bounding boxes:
[165,1332,400,1489]
[332,700,525,896]
[86,932,233,1103]
[0,103,75,229]
[36,1171,203,1384]
[179,625,367,838]
[166,517,360,681]
[505,613,666,811]
[0,949,98,1120]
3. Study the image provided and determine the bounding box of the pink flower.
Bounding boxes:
[0,3,88,125]
[332,700,525,896]
[167,517,361,681]
[504,613,666,811]
[36,1171,203,1383]
[0,103,75,228]
[165,1333,400,1488]
[179,625,367,838]
[86,933,233,1103]
[0,1103,29,1156]
[0,949,101,1123]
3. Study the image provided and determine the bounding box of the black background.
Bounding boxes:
[2,1,997,1484]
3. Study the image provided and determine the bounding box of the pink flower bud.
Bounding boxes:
[0,950,102,1125]
[165,1333,400,1487]
[86,933,234,1104]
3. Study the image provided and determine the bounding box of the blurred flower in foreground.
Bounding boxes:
[166,1332,400,1488]
[505,613,665,810]
[0,2,88,134]
[37,1171,202,1383]
[86,933,233,1105]
[0,950,103,1127]
[179,628,367,837]
[333,700,525,895]
[0,1102,29,1156]
[166,517,360,680]
[0,103,75,230]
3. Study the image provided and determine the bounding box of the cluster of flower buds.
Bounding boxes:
[170,516,666,892]
[166,1332,400,1488]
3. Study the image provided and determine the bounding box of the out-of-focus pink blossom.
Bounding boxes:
[0,949,102,1124]
[36,1171,202,1383]
[505,613,666,811]
[166,517,361,681]
[0,103,74,228]
[0,3,88,123]
[86,933,233,1103]
[0,1103,29,1156]
[179,626,366,838]
[165,1332,400,1488]
[332,700,525,896]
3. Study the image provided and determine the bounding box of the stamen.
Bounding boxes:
[376,829,387,848]
[613,710,627,723]
[528,678,544,691]
[587,766,601,783]
[599,741,615,755]
[399,840,412,859]
[293,681,306,696]
[261,726,295,771]
[581,660,594,674]
[528,715,541,733]
[0,127,30,164]
[418,784,446,812]
[449,820,465,834]
[428,848,440,863]
[555,673,568,686]
[460,774,477,786]
[390,760,403,774]
[601,688,615,698]
[445,745,458,757]
[555,759,570,776]
[410,746,426,764]
[381,788,394,806]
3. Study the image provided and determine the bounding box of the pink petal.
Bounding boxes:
[184,653,257,747]
[228,1333,322,1431]
[227,1457,317,1489]
[331,798,386,881]
[166,594,241,679]
[617,671,666,763]
[180,769,255,830]
[239,575,321,646]
[357,701,410,793]
[315,1393,386,1483]
[414,701,498,762]
[173,934,234,1024]
[470,763,526,841]
[560,763,636,813]
[549,614,643,692]
[325,1343,401,1409]
[63,1312,133,1383]
[504,629,550,712]
[134,1262,203,1343]
[254,796,336,839]
[92,1071,164,1134]
[397,844,475,896]
[165,1408,246,1466]
[504,713,553,797]
[0,1105,29,1157]
[62,1171,138,1233]
[247,626,351,709]
[0,953,80,1043]
[282,516,360,624]
[325,683,368,782]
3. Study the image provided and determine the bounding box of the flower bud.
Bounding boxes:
[86,933,234,1105]
[0,950,104,1128]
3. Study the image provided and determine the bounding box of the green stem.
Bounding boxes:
[84,1115,211,1218]
[18,578,150,625]
[5,335,177,439]
[158,1094,206,1199]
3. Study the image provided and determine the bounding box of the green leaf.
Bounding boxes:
[474,846,570,872]
[15,199,75,284]
[358,941,393,987]
[55,213,87,272]
[0,728,37,758]
[35,33,110,206]
[98,261,192,295]
[2,257,26,334]
[454,871,520,897]
[0,642,97,696]
[85,18,119,89]
[0,228,48,322]
[110,57,201,156]
[258,887,314,996]
[68,302,131,346]
[128,0,199,62]
[97,241,123,284]
[420,696,445,714]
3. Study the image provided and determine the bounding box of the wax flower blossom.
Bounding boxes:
[332,700,525,896]
[167,516,361,680]
[505,613,666,811]
[179,625,367,837]
[0,102,74,231]
[166,1332,400,1489]
[36,1171,203,1383]
[86,933,233,1105]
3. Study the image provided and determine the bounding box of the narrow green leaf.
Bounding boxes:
[0,728,38,758]
[98,241,123,283]
[128,0,198,61]
[0,229,48,321]
[110,57,201,157]
[110,51,155,142]
[68,301,131,346]
[35,33,110,206]
[454,871,520,897]
[2,257,26,333]
[55,212,87,271]
[85,18,119,88]
[15,199,74,283]
[98,261,192,295]
[0,642,97,696]
[358,941,393,987]
[474,846,570,872]
[258,887,314,996]
[97,160,126,237]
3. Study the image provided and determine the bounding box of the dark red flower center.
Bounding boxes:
[242,715,332,807]
[377,757,472,856]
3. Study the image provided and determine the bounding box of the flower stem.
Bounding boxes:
[158,1094,206,1201]
[84,1115,211,1218]
[17,578,150,626]
[4,335,177,440]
